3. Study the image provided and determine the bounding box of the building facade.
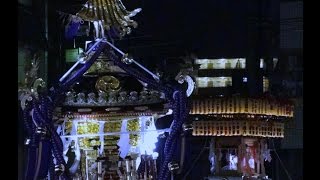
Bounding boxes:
[185,1,302,179]
[272,1,303,179]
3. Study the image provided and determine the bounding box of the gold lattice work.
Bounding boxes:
[190,97,294,117]
[192,120,284,138]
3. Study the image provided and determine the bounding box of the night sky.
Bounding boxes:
[47,0,280,61]
[19,0,280,79]
[122,0,279,58]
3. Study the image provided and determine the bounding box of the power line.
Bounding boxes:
[182,137,208,180]
[271,139,293,180]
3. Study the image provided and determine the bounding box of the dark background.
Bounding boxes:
[18,0,303,179]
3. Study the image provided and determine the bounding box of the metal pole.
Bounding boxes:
[44,0,48,83]
[59,39,103,82]
[103,40,160,81]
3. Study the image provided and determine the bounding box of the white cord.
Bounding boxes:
[60,128,171,138]
[59,39,103,82]
[103,40,160,81]
[271,139,292,180]
[182,137,208,180]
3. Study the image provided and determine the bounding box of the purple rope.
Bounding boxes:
[24,105,41,179]
[30,124,38,147]
[50,141,66,168]
[23,106,33,135]
[159,100,180,178]
[38,96,64,151]
[48,126,64,153]
[159,90,189,180]
[47,100,54,121]
[32,100,45,126]
[40,95,50,123]
[30,95,70,179]
[25,42,109,179]
[24,106,38,147]
[49,149,58,180]
[23,38,109,180]
[23,106,38,147]
[41,95,63,151]
[164,92,180,155]
[159,138,177,180]
[36,100,62,151]
[30,111,40,147]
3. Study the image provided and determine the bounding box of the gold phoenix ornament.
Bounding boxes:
[76,0,141,38]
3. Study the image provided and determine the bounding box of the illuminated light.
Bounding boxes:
[243,77,248,82]
[152,152,159,159]
[85,41,92,51]
[229,155,238,170]
[219,58,226,62]
[263,76,270,93]
[260,58,264,69]
[248,157,255,169]
[273,58,278,69]
[196,77,232,88]
[194,58,246,69]
[139,121,158,155]
[166,109,173,115]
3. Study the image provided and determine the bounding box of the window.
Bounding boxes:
[273,58,278,69]
[243,77,248,82]
[195,58,246,69]
[65,48,84,63]
[196,77,232,88]
[260,58,264,69]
